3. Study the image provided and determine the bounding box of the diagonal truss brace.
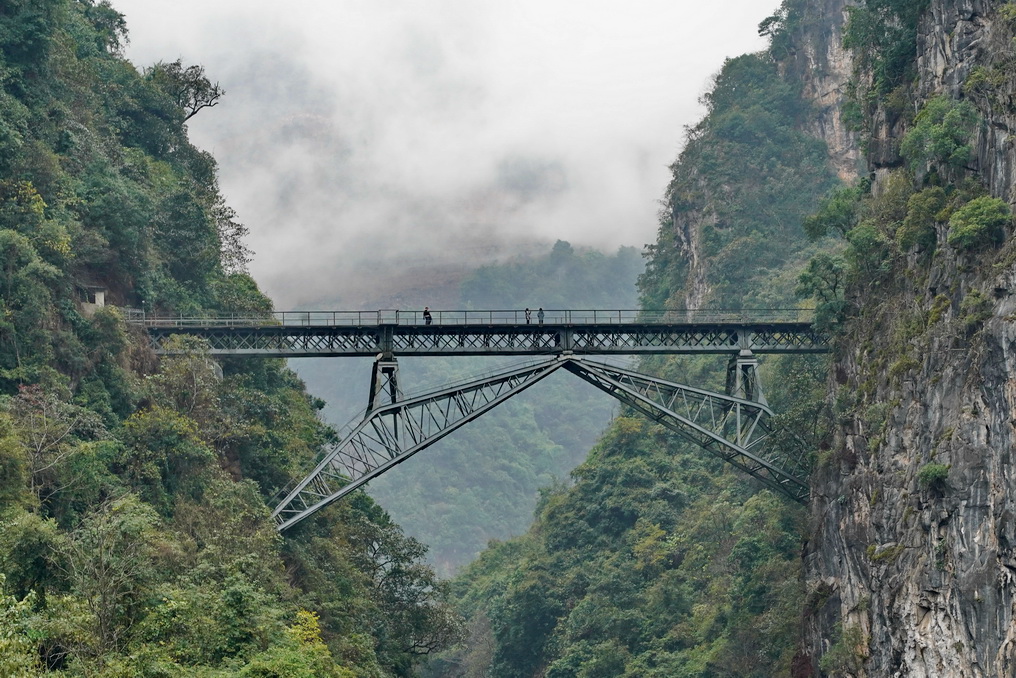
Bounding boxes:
[561,358,810,503]
[272,356,567,531]
[273,356,812,532]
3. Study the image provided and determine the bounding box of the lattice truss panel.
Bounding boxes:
[273,356,813,531]
[747,328,829,352]
[272,357,567,530]
[150,328,380,354]
[561,360,811,503]
[149,324,829,356]
[571,328,740,351]
[391,329,559,352]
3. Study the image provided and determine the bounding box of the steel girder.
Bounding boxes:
[271,356,567,531]
[272,355,811,532]
[560,359,810,503]
[146,322,830,358]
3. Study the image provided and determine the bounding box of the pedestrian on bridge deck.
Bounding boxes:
[423,307,432,325]
[525,308,532,324]
[537,308,544,324]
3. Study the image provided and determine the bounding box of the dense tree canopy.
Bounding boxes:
[0,2,458,675]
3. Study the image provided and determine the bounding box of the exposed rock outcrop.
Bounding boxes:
[782,0,864,181]
[796,1,1016,675]
[805,245,1016,675]
[918,0,1016,201]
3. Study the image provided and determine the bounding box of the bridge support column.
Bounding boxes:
[367,354,401,412]
[726,350,767,407]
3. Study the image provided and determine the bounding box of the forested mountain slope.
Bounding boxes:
[431,12,841,677]
[0,2,457,675]
[442,0,1016,676]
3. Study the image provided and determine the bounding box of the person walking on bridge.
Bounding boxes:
[525,308,532,324]
[423,307,432,325]
[537,308,544,324]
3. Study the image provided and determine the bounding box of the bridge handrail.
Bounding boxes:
[131,308,815,328]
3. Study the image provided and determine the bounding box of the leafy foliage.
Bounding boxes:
[946,196,1011,251]
[438,420,814,677]
[804,183,865,239]
[900,96,980,174]
[917,462,949,490]
[0,574,41,676]
[818,624,866,674]
[0,2,458,675]
[639,51,837,309]
[146,59,225,122]
[843,0,931,96]
[796,253,847,330]
[898,186,947,251]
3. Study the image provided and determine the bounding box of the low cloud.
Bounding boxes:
[114,0,773,307]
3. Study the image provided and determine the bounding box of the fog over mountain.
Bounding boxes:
[114,0,773,307]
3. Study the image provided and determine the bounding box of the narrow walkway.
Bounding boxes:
[133,308,830,357]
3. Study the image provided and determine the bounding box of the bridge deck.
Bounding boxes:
[134,309,830,357]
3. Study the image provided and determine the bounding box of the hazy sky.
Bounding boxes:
[113,1,777,307]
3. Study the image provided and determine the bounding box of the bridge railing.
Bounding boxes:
[132,308,814,327]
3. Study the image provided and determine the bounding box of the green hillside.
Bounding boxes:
[430,8,843,677]
[0,2,456,675]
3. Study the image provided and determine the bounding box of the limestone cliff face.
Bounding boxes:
[781,0,864,181]
[805,248,1016,676]
[800,1,1016,675]
[669,188,714,309]
[918,0,1016,202]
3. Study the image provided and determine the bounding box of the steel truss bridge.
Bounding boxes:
[132,309,830,531]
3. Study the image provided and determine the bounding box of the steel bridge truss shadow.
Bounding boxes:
[271,353,812,532]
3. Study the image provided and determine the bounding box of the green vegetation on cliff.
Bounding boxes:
[792,2,1016,673]
[0,2,457,675]
[433,23,838,677]
[640,50,838,309]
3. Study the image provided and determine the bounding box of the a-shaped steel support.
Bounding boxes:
[272,356,567,531]
[272,356,811,531]
[560,359,810,502]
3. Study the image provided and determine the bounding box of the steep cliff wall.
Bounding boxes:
[781,0,864,181]
[917,0,1016,202]
[806,244,1016,676]
[801,1,1016,675]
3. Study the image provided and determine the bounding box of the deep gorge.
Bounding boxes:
[4,0,1016,676]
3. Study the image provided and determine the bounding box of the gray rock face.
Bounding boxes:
[782,0,864,181]
[795,1,1016,675]
[668,0,1016,667]
[917,0,1016,203]
[805,254,1016,676]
